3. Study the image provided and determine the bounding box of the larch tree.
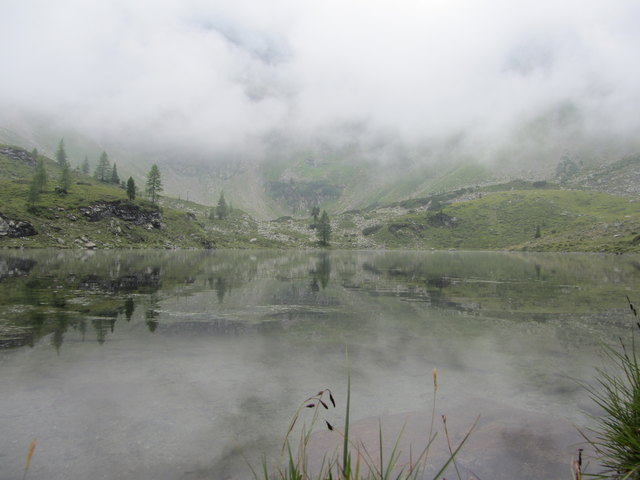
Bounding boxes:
[55,139,68,168]
[216,192,228,219]
[59,161,71,192]
[110,163,120,184]
[145,165,163,203]
[317,210,331,246]
[81,156,90,175]
[94,151,110,182]
[27,158,48,204]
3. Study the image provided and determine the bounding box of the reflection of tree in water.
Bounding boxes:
[52,312,69,354]
[145,294,160,332]
[76,319,87,341]
[124,297,135,321]
[27,311,46,347]
[215,277,228,303]
[92,318,112,345]
[310,253,331,291]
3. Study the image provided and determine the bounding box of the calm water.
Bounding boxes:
[1,249,639,480]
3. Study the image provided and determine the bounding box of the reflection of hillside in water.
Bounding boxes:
[1,250,639,351]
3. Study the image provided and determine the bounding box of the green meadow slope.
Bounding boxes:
[341,188,640,252]
[0,145,232,249]
[2,143,639,252]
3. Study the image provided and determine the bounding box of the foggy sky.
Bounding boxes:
[1,0,639,155]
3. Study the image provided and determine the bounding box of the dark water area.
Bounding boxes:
[1,249,639,479]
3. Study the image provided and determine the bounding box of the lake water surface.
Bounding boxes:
[1,250,639,480]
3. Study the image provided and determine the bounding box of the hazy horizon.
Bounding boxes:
[2,0,640,164]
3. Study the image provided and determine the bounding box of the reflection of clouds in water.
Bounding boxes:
[0,250,637,479]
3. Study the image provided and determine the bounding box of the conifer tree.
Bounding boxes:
[59,161,71,192]
[27,159,48,204]
[145,165,163,203]
[94,151,110,182]
[126,177,136,200]
[311,205,320,223]
[81,156,90,175]
[318,210,331,246]
[110,163,120,184]
[55,139,68,168]
[216,192,228,219]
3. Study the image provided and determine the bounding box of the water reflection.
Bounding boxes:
[1,250,639,351]
[0,250,640,480]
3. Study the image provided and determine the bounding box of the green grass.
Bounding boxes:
[580,299,640,479]
[367,189,640,252]
[0,144,288,249]
[254,362,477,480]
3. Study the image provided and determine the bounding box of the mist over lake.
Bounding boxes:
[1,249,639,479]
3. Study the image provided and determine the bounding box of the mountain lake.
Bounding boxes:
[1,249,639,480]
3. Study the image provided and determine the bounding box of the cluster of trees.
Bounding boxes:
[27,139,164,205]
[94,151,121,185]
[209,192,231,220]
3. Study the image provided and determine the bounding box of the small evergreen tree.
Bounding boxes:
[317,210,331,246]
[145,165,163,203]
[126,177,136,200]
[311,206,320,222]
[110,163,120,184]
[534,225,541,238]
[81,156,90,175]
[59,161,71,192]
[94,151,110,182]
[31,148,38,160]
[27,159,48,204]
[216,192,228,220]
[55,139,68,168]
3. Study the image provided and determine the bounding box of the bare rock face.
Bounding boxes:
[0,213,37,238]
[0,147,36,167]
[78,200,164,229]
[427,211,458,228]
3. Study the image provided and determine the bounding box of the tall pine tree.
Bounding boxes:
[317,210,331,246]
[55,139,68,168]
[59,161,71,192]
[110,163,120,184]
[27,159,48,204]
[216,192,228,219]
[145,165,163,203]
[81,156,90,175]
[94,151,110,182]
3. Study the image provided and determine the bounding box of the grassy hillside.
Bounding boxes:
[351,189,640,252]
[0,145,225,248]
[2,142,639,253]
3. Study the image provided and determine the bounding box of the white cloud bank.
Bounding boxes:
[1,0,639,154]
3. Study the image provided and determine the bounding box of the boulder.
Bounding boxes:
[0,213,37,238]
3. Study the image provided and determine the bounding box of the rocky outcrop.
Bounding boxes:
[427,211,458,228]
[79,201,164,229]
[0,213,37,238]
[0,147,36,167]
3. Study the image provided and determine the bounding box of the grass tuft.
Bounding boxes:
[253,356,476,480]
[581,297,640,479]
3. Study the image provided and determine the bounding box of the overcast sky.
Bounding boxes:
[1,0,639,153]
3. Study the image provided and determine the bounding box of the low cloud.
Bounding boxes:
[1,0,639,159]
